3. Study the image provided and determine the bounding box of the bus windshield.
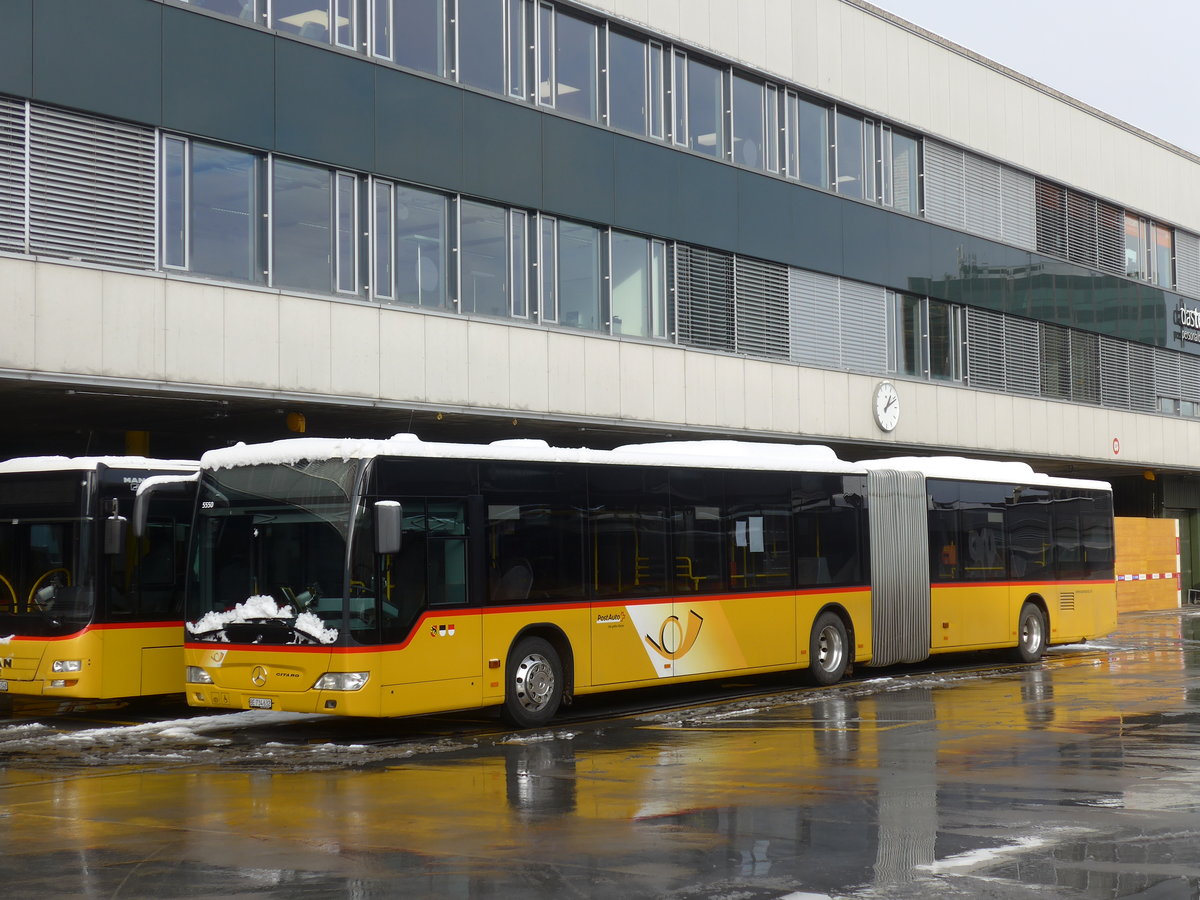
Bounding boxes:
[186,460,360,645]
[0,472,93,637]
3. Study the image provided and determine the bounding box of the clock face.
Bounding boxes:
[873,382,900,432]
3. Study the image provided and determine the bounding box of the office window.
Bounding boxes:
[335,173,357,293]
[835,110,865,199]
[273,158,338,294]
[1124,213,1175,288]
[785,91,829,188]
[458,199,509,317]
[184,0,259,21]
[397,187,449,308]
[507,0,531,99]
[888,293,962,382]
[671,50,688,147]
[538,4,598,120]
[887,128,920,214]
[927,299,962,382]
[557,220,602,331]
[539,215,558,322]
[162,137,262,284]
[510,210,529,317]
[610,231,667,339]
[373,0,445,76]
[456,0,505,93]
[685,56,724,158]
[273,0,356,48]
[608,29,663,136]
[764,84,779,173]
[372,181,393,300]
[731,74,765,169]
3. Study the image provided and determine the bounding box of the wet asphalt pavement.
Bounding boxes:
[2,609,1200,899]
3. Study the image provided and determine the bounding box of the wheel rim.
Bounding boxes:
[817,624,845,674]
[1021,612,1043,653]
[513,652,555,713]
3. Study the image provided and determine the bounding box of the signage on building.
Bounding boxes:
[1175,302,1200,346]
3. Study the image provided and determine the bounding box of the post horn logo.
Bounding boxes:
[644,610,704,660]
[250,666,267,687]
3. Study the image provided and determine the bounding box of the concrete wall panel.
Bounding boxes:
[164,281,225,386]
[35,264,103,376]
[278,295,332,394]
[0,258,36,371]
[101,271,164,380]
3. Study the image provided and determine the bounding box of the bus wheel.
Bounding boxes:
[809,612,849,686]
[1014,602,1047,663]
[503,636,564,728]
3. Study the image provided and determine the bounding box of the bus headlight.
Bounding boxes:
[51,659,82,673]
[313,672,369,691]
[186,666,214,684]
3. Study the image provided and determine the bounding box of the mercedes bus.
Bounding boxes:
[178,436,1116,726]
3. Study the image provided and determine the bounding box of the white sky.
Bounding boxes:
[872,0,1200,156]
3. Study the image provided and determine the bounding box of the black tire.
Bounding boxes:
[502,636,564,728]
[809,611,849,686]
[1013,602,1047,663]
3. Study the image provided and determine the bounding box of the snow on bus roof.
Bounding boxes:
[0,456,198,475]
[859,456,1110,491]
[201,435,865,475]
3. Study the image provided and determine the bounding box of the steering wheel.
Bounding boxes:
[29,567,71,610]
[0,573,16,612]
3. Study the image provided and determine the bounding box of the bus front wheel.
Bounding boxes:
[503,636,564,728]
[809,611,849,686]
[1014,602,1047,663]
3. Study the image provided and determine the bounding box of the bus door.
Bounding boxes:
[588,466,674,685]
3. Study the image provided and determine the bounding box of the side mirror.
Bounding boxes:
[375,501,403,555]
[104,514,128,555]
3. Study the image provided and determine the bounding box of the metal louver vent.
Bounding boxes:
[1096,201,1123,275]
[839,279,888,374]
[1129,344,1156,412]
[0,96,25,252]
[1155,348,1182,401]
[1004,317,1040,396]
[964,154,1002,241]
[1059,592,1076,612]
[1035,180,1068,259]
[921,139,965,228]
[675,244,735,352]
[965,307,1006,391]
[1040,322,1071,399]
[734,256,789,360]
[789,268,841,368]
[1000,167,1036,250]
[1181,354,1200,406]
[1177,230,1200,298]
[1100,337,1131,409]
[1066,190,1098,267]
[1070,331,1100,404]
[28,105,156,269]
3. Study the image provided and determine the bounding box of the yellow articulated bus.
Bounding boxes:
[0,456,197,700]
[179,436,1116,726]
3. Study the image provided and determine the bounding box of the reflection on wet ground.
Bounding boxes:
[2,610,1200,898]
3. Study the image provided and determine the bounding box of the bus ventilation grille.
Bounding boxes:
[1058,592,1076,611]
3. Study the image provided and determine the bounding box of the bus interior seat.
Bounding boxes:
[492,559,533,602]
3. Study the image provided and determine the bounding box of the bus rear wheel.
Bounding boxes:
[503,636,564,728]
[809,611,849,686]
[1014,602,1047,663]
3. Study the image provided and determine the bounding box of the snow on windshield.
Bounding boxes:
[188,595,339,644]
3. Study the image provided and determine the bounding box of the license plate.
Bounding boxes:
[248,697,272,710]
[0,680,7,692]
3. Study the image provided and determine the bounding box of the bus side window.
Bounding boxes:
[1007,487,1052,580]
[587,466,669,600]
[669,469,726,594]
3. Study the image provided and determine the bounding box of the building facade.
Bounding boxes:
[3,0,1200,579]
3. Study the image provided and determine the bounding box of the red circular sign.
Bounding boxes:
[1112,438,1121,455]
